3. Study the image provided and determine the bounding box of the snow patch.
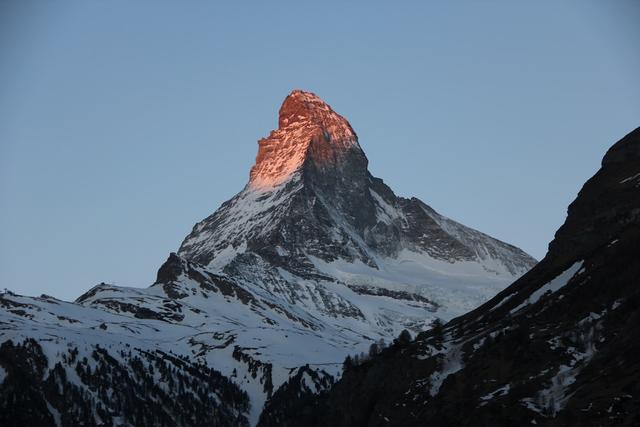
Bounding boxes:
[511,261,583,314]
[619,172,640,184]
[480,384,511,401]
[427,343,465,396]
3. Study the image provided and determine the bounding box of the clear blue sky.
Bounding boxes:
[1,1,639,300]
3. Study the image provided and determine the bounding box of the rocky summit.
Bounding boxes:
[0,90,537,426]
[248,90,359,189]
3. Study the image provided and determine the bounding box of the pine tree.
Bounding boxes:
[431,318,445,343]
[378,338,386,350]
[395,329,412,346]
[342,355,353,371]
[368,342,379,358]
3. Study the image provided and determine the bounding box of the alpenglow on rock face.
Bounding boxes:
[248,90,359,189]
[0,90,536,426]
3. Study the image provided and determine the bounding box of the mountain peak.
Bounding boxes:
[278,90,349,130]
[249,90,360,189]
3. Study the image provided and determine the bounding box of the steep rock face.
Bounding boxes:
[249,89,360,189]
[267,127,640,426]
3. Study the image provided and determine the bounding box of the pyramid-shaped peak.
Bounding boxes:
[248,90,361,189]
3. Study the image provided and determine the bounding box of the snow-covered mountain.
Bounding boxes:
[0,90,535,426]
[179,90,535,318]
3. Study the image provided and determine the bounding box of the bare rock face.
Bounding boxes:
[249,90,360,189]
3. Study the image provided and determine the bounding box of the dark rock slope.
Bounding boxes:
[259,127,640,427]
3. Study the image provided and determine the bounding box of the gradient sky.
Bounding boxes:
[1,1,639,301]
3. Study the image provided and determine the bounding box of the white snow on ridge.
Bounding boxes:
[490,293,515,312]
[417,203,533,277]
[312,249,516,319]
[510,261,584,314]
